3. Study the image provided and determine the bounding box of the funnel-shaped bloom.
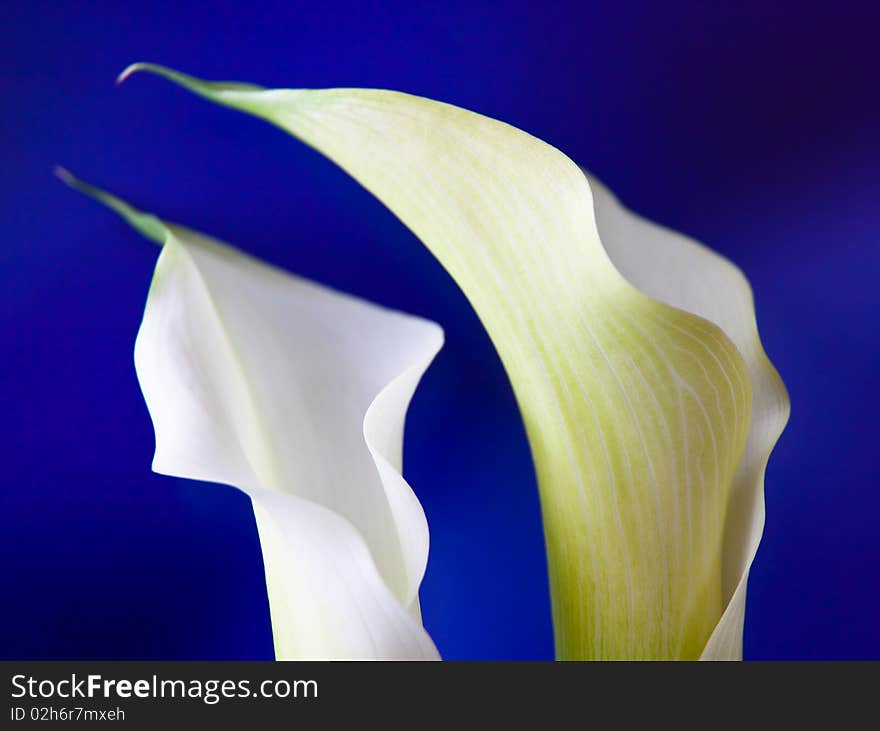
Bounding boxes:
[117,64,790,659]
[57,169,443,660]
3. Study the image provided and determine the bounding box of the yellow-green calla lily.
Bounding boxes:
[115,63,790,660]
[56,167,443,660]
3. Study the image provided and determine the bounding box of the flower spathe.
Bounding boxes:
[57,168,443,660]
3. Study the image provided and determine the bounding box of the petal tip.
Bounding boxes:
[117,62,153,85]
[52,164,75,186]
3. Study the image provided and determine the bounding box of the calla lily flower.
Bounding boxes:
[114,64,790,660]
[56,168,443,660]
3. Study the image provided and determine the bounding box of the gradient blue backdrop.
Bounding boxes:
[2,1,878,660]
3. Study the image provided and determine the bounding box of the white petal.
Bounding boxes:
[138,230,443,659]
[58,171,442,659]
[587,175,790,659]
[251,492,438,658]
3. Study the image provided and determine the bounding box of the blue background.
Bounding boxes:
[2,1,878,660]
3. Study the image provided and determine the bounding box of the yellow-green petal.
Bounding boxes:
[587,176,789,658]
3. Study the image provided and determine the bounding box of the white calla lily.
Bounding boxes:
[56,168,442,660]
[117,64,790,659]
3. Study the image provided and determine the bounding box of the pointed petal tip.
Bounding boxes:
[53,166,100,198]
[116,62,155,85]
[117,62,182,86]
[116,64,138,85]
[54,169,168,246]
[53,166,94,199]
[115,63,217,100]
[115,62,269,102]
[53,165,76,186]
